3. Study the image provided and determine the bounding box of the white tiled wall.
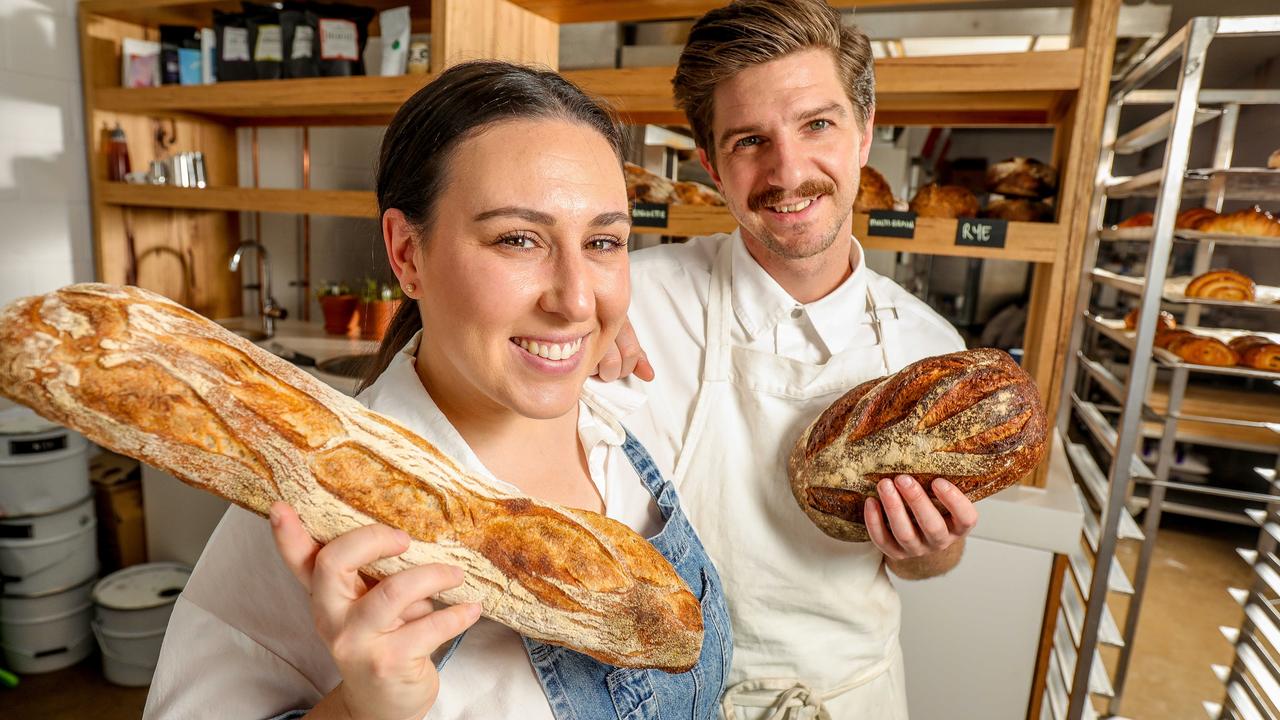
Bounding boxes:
[0,0,93,306]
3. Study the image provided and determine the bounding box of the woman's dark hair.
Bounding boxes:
[359,61,625,393]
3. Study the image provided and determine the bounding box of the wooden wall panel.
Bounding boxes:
[80,11,241,318]
[430,0,558,70]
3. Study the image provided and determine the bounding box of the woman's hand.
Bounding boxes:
[269,502,482,720]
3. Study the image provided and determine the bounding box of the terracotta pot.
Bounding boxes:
[319,295,360,336]
[359,300,397,340]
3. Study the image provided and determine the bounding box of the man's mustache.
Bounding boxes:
[747,180,836,212]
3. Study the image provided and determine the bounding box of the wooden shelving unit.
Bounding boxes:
[77,0,1119,498]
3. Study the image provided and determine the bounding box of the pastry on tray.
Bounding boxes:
[908,183,979,219]
[1197,206,1280,238]
[1123,308,1176,331]
[1184,269,1257,302]
[1229,336,1280,371]
[1164,334,1238,367]
[1111,208,1218,230]
[1268,149,1280,170]
[854,166,895,213]
[985,157,1057,198]
[1154,328,1195,350]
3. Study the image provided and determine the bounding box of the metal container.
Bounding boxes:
[0,406,91,518]
[92,562,191,686]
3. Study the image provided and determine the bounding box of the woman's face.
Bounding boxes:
[397,117,631,421]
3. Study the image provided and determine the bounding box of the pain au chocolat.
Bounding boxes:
[787,349,1048,542]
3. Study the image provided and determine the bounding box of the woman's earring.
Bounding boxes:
[404,282,416,295]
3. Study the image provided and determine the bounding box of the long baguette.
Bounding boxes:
[0,283,702,672]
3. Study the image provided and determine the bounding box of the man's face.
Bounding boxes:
[702,48,873,262]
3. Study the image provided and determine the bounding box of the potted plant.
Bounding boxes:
[358,278,403,340]
[317,282,359,336]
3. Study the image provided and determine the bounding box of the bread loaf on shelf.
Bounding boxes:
[1268,149,1280,170]
[908,184,980,219]
[0,284,704,672]
[985,157,1057,199]
[981,198,1053,223]
[1112,208,1219,230]
[787,349,1047,542]
[1185,269,1257,302]
[854,166,895,213]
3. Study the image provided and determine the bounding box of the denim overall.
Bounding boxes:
[436,430,734,720]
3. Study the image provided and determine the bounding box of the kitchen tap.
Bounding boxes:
[229,240,286,338]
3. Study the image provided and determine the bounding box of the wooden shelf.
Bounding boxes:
[81,0,426,28]
[92,51,1082,127]
[511,0,1020,24]
[98,183,1063,262]
[97,183,378,218]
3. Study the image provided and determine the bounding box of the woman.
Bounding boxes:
[143,62,731,720]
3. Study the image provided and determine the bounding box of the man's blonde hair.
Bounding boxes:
[672,0,876,156]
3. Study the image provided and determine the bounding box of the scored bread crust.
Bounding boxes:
[908,184,980,219]
[0,284,703,672]
[787,349,1048,542]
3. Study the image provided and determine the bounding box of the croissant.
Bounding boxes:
[1176,208,1219,230]
[1123,308,1176,331]
[909,184,979,219]
[1198,206,1280,238]
[1166,335,1238,367]
[1154,328,1195,350]
[1115,212,1153,228]
[1229,336,1280,371]
[1185,269,1256,302]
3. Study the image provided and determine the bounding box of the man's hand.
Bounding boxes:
[864,475,977,580]
[594,317,655,382]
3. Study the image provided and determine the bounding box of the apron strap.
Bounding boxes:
[673,238,735,482]
[719,645,899,720]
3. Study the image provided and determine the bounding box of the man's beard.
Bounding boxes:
[741,178,849,260]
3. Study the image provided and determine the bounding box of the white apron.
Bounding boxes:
[673,241,909,720]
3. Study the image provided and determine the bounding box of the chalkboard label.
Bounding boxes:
[632,203,669,228]
[867,210,916,238]
[10,436,67,456]
[955,217,1008,249]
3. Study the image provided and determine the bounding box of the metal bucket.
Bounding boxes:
[0,407,90,518]
[92,562,191,686]
[0,496,98,595]
[0,577,96,673]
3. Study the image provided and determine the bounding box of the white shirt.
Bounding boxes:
[598,232,965,479]
[144,331,662,720]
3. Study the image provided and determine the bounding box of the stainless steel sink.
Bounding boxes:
[316,354,377,379]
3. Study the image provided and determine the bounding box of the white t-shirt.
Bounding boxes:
[144,331,662,720]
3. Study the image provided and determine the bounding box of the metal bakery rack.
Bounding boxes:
[1047,14,1280,720]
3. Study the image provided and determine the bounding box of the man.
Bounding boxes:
[597,1,979,717]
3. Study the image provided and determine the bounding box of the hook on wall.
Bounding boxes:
[153,117,178,154]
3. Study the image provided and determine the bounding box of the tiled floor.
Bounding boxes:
[4,515,1258,719]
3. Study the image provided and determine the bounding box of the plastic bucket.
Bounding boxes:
[0,496,98,595]
[92,562,191,686]
[0,407,90,518]
[0,577,96,673]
